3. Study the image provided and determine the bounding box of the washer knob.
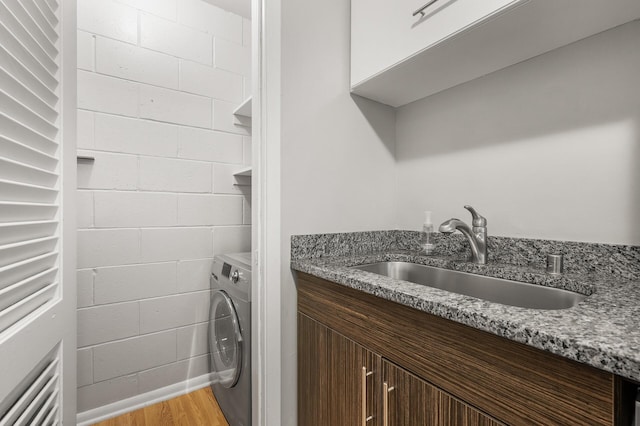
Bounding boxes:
[231,270,240,284]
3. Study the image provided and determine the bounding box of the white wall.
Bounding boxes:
[75,0,251,413]
[395,21,640,245]
[279,0,397,422]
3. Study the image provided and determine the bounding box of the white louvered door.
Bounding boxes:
[0,0,76,424]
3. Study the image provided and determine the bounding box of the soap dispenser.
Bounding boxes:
[421,211,435,255]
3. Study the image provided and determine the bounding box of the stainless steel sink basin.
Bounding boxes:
[351,261,587,310]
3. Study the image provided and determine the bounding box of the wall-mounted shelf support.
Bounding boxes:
[233,97,252,117]
[233,167,252,187]
[233,97,252,128]
[233,167,252,177]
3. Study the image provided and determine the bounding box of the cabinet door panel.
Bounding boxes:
[299,313,381,426]
[351,0,522,85]
[384,359,438,425]
[439,392,504,426]
[383,358,504,426]
[298,313,327,426]
[327,324,379,425]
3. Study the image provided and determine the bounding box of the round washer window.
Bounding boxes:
[209,290,243,388]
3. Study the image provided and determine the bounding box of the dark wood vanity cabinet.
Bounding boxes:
[297,272,634,425]
[299,313,503,426]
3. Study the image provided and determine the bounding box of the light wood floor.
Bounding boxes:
[92,387,229,426]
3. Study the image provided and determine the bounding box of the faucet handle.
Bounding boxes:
[464,205,487,227]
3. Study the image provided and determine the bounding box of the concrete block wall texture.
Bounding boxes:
[76,0,251,413]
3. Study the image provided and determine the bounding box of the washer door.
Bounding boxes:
[209,290,243,388]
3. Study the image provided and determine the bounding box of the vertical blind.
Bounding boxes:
[0,0,60,334]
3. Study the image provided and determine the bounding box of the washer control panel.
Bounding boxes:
[211,254,251,302]
[222,262,232,279]
[221,262,242,285]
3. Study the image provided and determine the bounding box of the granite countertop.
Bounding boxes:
[292,249,640,383]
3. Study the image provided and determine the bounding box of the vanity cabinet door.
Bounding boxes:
[383,359,504,426]
[438,390,504,426]
[298,313,381,426]
[383,359,438,425]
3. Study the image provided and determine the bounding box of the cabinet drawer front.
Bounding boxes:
[351,0,524,85]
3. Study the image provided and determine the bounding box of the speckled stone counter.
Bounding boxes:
[291,231,640,383]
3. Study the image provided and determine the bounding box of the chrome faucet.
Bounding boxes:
[439,205,487,264]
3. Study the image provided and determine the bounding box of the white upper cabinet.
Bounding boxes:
[351,0,640,107]
[351,0,520,86]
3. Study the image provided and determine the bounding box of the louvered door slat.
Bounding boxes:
[29,390,58,426]
[0,258,58,292]
[42,0,56,12]
[0,202,57,222]
[0,1,57,72]
[13,376,57,426]
[0,44,57,105]
[26,389,58,426]
[0,137,57,170]
[30,0,58,30]
[0,66,57,120]
[0,221,57,246]
[41,404,58,426]
[0,236,58,268]
[0,180,57,203]
[0,22,56,89]
[0,91,58,136]
[0,356,58,426]
[0,282,57,334]
[19,0,57,43]
[0,267,57,311]
[0,157,58,187]
[0,252,57,291]
[0,113,57,154]
[1,0,58,57]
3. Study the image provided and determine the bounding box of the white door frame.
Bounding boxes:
[251,0,283,424]
[61,0,79,421]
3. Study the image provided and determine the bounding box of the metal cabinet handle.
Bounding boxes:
[413,0,440,17]
[383,382,395,426]
[362,367,373,425]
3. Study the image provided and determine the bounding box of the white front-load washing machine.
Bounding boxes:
[209,253,251,426]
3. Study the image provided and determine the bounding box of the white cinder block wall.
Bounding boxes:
[75,0,251,413]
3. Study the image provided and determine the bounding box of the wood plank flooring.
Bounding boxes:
[92,387,229,426]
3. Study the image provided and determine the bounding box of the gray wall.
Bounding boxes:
[395,21,640,245]
[75,0,251,412]
[280,0,398,423]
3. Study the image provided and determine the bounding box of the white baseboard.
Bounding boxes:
[76,373,215,426]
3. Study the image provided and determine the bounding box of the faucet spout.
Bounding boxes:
[439,207,488,264]
[439,218,469,234]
